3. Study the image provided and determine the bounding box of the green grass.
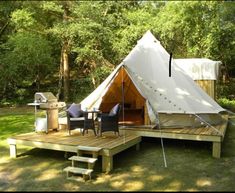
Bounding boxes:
[0,107,235,191]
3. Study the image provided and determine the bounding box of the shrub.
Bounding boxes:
[217,98,235,112]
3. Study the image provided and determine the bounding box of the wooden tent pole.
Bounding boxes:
[121,66,126,143]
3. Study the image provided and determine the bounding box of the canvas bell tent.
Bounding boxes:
[80,31,226,129]
[174,58,222,100]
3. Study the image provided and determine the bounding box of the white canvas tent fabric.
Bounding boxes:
[174,58,221,80]
[80,30,225,128]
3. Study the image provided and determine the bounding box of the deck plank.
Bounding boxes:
[10,130,140,152]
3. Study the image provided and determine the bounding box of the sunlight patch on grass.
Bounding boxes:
[109,173,130,189]
[0,140,8,148]
[123,181,144,191]
[186,188,199,191]
[63,183,81,191]
[0,156,11,165]
[130,165,146,173]
[5,186,16,191]
[10,167,24,183]
[196,178,212,187]
[35,169,59,182]
[0,114,34,141]
[110,180,124,189]
[93,174,111,184]
[111,173,130,181]
[165,180,182,191]
[148,174,164,182]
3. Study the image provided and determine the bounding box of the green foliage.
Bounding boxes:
[217,80,235,99]
[69,63,113,103]
[217,98,235,112]
[0,32,54,104]
[70,77,93,103]
[91,64,114,86]
[111,2,162,62]
[41,1,63,14]
[11,8,36,29]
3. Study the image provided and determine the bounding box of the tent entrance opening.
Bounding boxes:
[99,68,147,126]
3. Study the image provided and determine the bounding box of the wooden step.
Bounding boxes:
[69,156,97,164]
[77,145,101,152]
[63,166,93,175]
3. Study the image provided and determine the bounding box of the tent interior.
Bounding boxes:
[99,67,147,126]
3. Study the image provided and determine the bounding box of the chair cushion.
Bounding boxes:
[109,103,120,116]
[67,103,83,118]
[70,117,85,121]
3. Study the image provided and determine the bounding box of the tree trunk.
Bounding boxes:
[61,2,70,102]
[56,48,64,100]
[63,42,69,102]
[36,74,40,91]
[91,73,97,89]
[0,20,9,38]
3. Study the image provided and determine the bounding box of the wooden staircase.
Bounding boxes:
[63,146,101,181]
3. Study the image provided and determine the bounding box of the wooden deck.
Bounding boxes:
[120,116,228,158]
[7,115,229,176]
[7,130,141,173]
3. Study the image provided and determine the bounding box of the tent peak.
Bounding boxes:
[138,30,160,45]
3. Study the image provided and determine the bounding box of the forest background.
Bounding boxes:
[0,1,234,110]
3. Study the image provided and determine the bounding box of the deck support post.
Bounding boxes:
[9,144,17,158]
[136,143,140,151]
[102,155,113,173]
[64,152,69,159]
[212,142,221,158]
[92,152,99,158]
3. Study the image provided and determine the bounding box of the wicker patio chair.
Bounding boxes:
[99,103,121,136]
[66,103,84,135]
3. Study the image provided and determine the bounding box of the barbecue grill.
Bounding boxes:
[28,92,66,133]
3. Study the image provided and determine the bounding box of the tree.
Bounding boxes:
[42,1,133,99]
[0,32,53,101]
[0,2,55,103]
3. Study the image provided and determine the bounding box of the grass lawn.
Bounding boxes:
[0,106,235,191]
